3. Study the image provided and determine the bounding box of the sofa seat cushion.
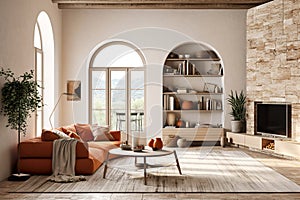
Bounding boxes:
[88,141,121,151]
[20,137,89,159]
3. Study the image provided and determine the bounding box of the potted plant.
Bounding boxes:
[227,90,246,133]
[0,68,43,181]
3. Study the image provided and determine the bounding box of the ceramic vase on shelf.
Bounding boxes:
[166,112,176,126]
[153,138,163,151]
[148,138,154,148]
[176,118,184,128]
[181,100,194,110]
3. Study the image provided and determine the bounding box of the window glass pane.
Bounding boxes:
[111,71,125,89]
[131,71,144,89]
[92,90,106,109]
[131,89,144,111]
[92,110,106,125]
[92,44,143,67]
[112,110,126,131]
[36,52,42,82]
[111,90,126,110]
[34,23,41,49]
[36,110,42,137]
[92,71,106,89]
[110,51,143,67]
[129,112,143,131]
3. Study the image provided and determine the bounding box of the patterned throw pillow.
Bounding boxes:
[60,124,77,133]
[67,131,82,141]
[41,129,70,141]
[52,129,71,139]
[74,123,94,142]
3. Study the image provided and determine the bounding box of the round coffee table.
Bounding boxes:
[102,147,182,185]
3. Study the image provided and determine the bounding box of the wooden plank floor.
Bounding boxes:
[1,146,300,200]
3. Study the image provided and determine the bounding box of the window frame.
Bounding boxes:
[89,67,145,132]
[34,21,44,136]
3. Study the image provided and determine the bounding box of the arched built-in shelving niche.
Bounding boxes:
[162,42,224,143]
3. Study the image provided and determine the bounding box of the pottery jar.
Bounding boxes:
[148,138,154,148]
[181,100,194,110]
[153,138,163,150]
[166,112,176,126]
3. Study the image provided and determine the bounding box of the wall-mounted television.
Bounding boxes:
[255,103,291,138]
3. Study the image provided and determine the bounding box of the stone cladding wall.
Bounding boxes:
[247,0,300,140]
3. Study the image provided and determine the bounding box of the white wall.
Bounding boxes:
[61,9,247,136]
[60,9,247,137]
[0,0,61,181]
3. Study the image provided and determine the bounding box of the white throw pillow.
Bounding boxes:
[92,124,113,141]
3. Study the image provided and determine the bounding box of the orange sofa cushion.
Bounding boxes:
[110,130,121,141]
[41,130,60,141]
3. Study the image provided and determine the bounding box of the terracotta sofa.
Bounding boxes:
[19,124,121,175]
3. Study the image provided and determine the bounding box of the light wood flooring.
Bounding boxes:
[1,146,300,200]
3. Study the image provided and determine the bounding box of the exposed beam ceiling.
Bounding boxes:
[52,0,273,9]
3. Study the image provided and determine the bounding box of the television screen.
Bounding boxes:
[256,103,291,137]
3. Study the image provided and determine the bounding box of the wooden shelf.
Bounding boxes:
[163,74,223,77]
[163,92,223,95]
[166,58,220,61]
[163,110,223,113]
[163,127,224,141]
[226,132,300,159]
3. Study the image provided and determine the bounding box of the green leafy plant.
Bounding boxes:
[227,90,246,121]
[0,68,43,136]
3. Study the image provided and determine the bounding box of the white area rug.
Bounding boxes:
[13,149,300,193]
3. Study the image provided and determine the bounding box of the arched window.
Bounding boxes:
[89,41,145,135]
[34,11,54,136]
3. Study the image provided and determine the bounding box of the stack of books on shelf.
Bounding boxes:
[163,95,175,110]
[198,97,222,110]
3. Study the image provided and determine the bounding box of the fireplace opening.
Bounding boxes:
[255,102,291,138]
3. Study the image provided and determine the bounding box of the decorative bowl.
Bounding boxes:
[181,100,194,110]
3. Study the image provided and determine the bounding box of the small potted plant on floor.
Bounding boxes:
[227,90,246,133]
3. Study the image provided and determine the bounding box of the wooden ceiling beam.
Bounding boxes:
[52,0,273,9]
[57,3,263,9]
[52,0,270,3]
